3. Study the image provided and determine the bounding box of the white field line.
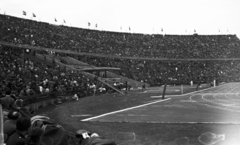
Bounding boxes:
[101,120,240,124]
[202,95,235,107]
[81,98,171,121]
[164,83,233,98]
[188,83,240,112]
[224,84,240,101]
[213,94,234,103]
[197,98,240,112]
[100,120,240,124]
[211,84,240,102]
[189,92,240,111]
[214,83,240,102]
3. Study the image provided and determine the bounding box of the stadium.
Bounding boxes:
[1,0,240,145]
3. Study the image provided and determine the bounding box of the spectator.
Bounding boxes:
[40,126,69,145]
[72,93,79,101]
[0,89,16,114]
[4,111,22,141]
[7,117,31,145]
[25,127,44,145]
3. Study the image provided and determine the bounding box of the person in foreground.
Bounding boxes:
[7,117,31,145]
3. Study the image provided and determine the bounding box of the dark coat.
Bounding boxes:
[7,130,27,145]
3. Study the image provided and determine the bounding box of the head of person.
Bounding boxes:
[5,89,11,96]
[7,111,21,120]
[16,117,31,133]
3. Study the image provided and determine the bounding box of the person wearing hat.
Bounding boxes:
[7,117,31,145]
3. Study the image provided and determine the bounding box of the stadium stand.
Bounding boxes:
[1,14,240,59]
[1,13,240,144]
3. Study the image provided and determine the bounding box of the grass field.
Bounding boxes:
[35,83,240,145]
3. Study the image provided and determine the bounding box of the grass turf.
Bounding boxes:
[34,85,239,145]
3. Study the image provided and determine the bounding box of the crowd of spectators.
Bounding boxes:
[0,46,115,144]
[1,14,240,86]
[2,110,116,145]
[0,45,105,103]
[1,14,240,59]
[71,54,240,86]
[1,13,240,144]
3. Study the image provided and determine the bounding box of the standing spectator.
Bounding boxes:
[0,89,16,115]
[92,83,96,96]
[72,93,79,101]
[7,117,32,145]
[142,84,146,90]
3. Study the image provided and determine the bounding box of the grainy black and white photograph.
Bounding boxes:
[0,0,240,144]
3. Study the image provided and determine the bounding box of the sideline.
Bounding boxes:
[81,98,171,121]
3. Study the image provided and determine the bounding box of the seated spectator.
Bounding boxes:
[40,126,69,145]
[25,127,44,145]
[7,117,32,145]
[4,111,21,141]
[19,88,28,98]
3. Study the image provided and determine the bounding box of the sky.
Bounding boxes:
[1,0,240,37]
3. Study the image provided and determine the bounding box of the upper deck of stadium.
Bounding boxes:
[1,14,240,59]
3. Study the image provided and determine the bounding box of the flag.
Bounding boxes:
[194,29,196,32]
[95,24,97,28]
[161,28,163,32]
[63,19,66,23]
[88,22,91,26]
[23,11,26,15]
[32,13,36,17]
[55,18,57,22]
[120,26,122,30]
[129,27,131,30]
